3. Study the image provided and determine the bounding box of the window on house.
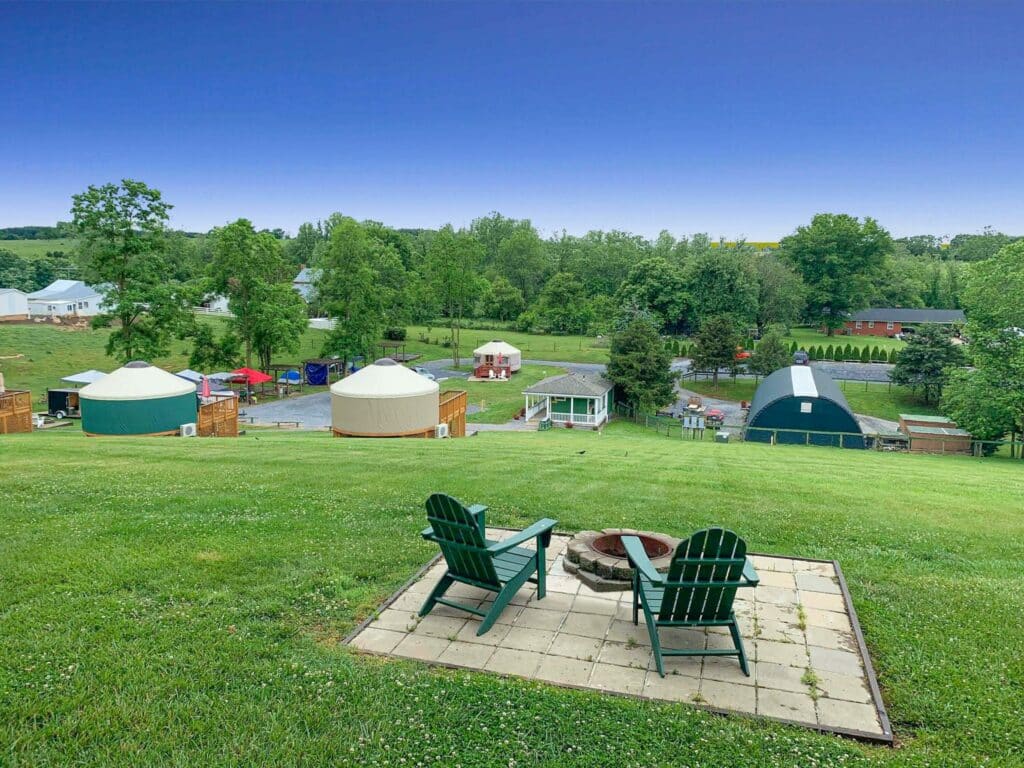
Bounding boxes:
[868,321,875,328]
[886,321,894,330]
[800,402,813,414]
[855,321,862,329]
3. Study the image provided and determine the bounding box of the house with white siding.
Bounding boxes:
[26,280,105,317]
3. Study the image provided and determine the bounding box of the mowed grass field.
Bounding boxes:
[0,238,76,258]
[0,321,338,401]
[408,325,610,364]
[784,327,907,352]
[442,364,566,424]
[687,379,938,423]
[2,428,1022,766]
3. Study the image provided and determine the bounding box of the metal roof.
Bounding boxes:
[906,425,971,437]
[849,308,965,324]
[898,413,954,424]
[523,372,614,398]
[748,365,857,424]
[26,280,102,302]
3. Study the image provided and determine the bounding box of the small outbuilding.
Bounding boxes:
[745,366,864,448]
[523,372,614,428]
[472,340,522,379]
[0,288,30,321]
[331,358,443,438]
[80,361,198,436]
[899,414,972,454]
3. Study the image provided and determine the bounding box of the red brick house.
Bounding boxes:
[842,308,965,337]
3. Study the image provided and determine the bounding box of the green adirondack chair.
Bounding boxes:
[623,527,759,677]
[419,493,557,636]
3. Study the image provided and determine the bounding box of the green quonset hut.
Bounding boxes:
[745,366,864,448]
[80,361,197,436]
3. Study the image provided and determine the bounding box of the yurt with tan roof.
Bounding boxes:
[330,358,441,437]
[80,361,197,436]
[472,339,522,378]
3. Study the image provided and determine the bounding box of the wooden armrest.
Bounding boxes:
[488,518,557,554]
[742,558,760,587]
[622,536,664,585]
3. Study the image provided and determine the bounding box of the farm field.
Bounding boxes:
[687,379,939,423]
[441,364,566,423]
[408,325,610,364]
[2,428,1022,766]
[0,238,76,258]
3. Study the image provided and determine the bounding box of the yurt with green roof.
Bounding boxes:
[80,361,197,436]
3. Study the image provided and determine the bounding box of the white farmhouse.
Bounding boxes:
[26,280,105,318]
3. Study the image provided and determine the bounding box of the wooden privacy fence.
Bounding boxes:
[0,389,33,434]
[439,390,467,438]
[197,395,238,437]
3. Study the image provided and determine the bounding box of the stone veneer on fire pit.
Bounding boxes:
[563,528,681,591]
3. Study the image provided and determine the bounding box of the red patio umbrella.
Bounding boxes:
[231,367,273,385]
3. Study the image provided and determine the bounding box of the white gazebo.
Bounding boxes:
[523,372,614,428]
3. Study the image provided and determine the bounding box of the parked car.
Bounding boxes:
[793,350,810,365]
[412,366,436,381]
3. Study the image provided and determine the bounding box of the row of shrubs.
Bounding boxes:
[662,338,899,364]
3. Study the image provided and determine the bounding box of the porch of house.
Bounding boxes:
[524,393,608,427]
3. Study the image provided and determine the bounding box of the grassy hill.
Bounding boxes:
[0,238,76,258]
[1,428,1021,765]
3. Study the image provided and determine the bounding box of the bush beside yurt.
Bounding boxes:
[80,361,197,436]
[331,358,440,438]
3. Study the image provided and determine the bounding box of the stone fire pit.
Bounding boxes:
[564,528,681,591]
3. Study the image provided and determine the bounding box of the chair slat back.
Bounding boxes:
[425,493,500,587]
[659,528,747,623]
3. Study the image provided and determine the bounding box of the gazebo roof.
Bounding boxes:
[523,372,614,398]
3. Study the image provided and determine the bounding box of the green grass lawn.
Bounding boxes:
[0,238,76,258]
[441,364,565,423]
[785,327,907,352]
[2,428,1022,766]
[686,378,938,423]
[0,320,334,403]
[408,325,610,364]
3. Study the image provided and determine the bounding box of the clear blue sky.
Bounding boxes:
[2,1,1022,240]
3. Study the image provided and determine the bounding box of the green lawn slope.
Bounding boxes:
[1,428,1021,766]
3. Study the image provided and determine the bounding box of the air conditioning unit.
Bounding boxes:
[180,422,197,438]
[435,423,449,439]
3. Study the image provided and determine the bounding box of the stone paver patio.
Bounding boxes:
[346,530,891,742]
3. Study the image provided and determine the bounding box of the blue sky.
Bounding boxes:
[2,1,1022,239]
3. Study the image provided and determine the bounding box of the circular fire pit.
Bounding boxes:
[564,528,680,591]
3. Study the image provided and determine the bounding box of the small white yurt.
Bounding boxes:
[330,358,440,437]
[473,339,522,373]
[80,361,197,436]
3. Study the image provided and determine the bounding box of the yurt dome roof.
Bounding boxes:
[80,361,196,401]
[474,339,521,355]
[330,359,439,399]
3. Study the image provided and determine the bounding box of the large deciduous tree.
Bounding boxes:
[780,214,892,335]
[691,314,741,387]
[615,256,687,333]
[536,272,592,335]
[209,219,288,368]
[683,246,758,331]
[427,226,483,367]
[752,251,805,335]
[607,317,675,412]
[890,324,964,404]
[72,179,190,362]
[318,217,386,374]
[250,283,309,372]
